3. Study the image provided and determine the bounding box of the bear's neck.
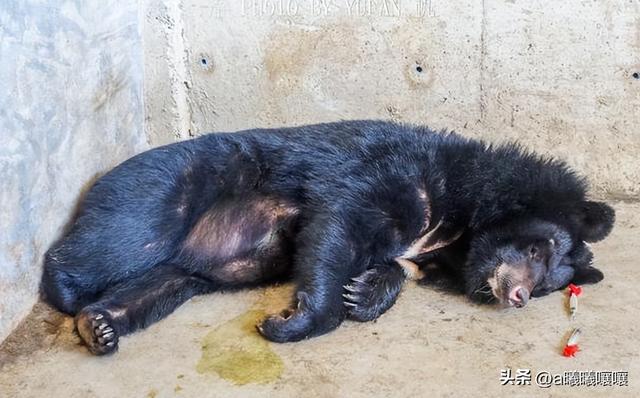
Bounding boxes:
[428,141,586,232]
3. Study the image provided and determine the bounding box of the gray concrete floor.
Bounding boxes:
[1,203,638,398]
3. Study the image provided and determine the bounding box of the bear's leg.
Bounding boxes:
[257,215,367,342]
[75,265,214,355]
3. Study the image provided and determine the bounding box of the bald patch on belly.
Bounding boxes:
[215,259,262,283]
[183,197,298,261]
[184,210,249,259]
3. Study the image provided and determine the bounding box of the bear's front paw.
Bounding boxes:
[343,266,405,322]
[257,292,316,343]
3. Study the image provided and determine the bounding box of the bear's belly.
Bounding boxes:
[181,196,299,284]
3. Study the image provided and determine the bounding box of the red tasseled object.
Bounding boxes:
[568,283,582,296]
[563,344,580,357]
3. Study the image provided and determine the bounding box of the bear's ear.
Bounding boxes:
[528,238,554,266]
[571,265,604,285]
[574,201,615,242]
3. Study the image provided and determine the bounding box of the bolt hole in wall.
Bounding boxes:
[199,55,214,73]
[416,65,423,73]
[633,72,639,79]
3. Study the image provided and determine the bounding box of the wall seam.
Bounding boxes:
[165,0,194,139]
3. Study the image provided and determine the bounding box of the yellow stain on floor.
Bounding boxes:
[196,287,290,385]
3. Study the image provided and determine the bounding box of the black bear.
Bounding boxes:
[41,120,614,355]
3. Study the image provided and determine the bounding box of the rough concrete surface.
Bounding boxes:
[0,1,147,343]
[144,0,640,198]
[1,202,638,397]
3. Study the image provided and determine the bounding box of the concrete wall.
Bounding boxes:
[0,1,147,343]
[1,0,638,344]
[144,0,640,198]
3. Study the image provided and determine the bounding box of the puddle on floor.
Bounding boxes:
[196,287,290,385]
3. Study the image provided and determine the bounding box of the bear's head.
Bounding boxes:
[463,201,614,307]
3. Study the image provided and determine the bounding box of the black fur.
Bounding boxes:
[41,120,615,354]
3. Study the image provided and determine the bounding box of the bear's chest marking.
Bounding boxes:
[399,220,463,259]
[396,220,463,279]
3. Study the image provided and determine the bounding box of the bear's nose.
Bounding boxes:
[508,286,530,308]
